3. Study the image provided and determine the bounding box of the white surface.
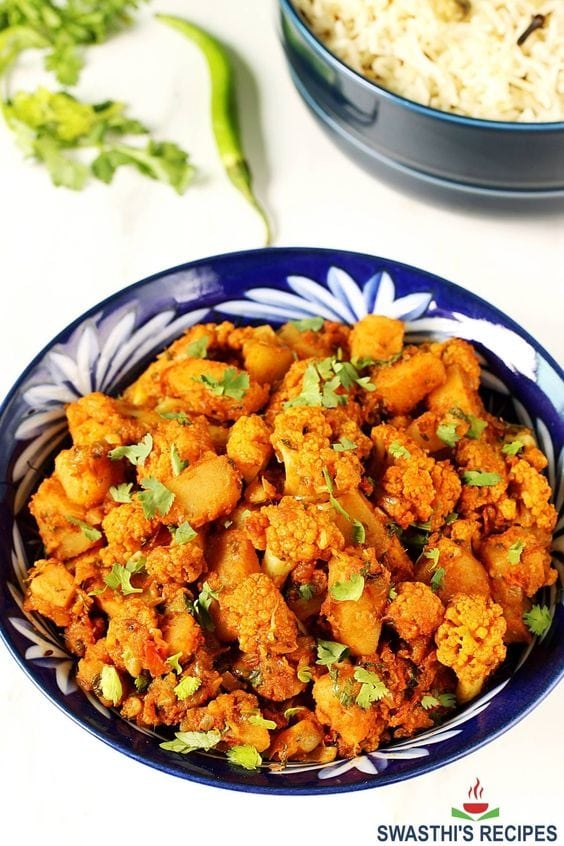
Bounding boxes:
[1,1,563,843]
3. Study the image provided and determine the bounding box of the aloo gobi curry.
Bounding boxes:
[24,315,557,768]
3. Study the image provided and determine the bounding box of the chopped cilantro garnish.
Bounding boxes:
[424,547,440,568]
[322,467,366,545]
[194,368,249,400]
[507,540,525,564]
[420,694,440,710]
[166,652,183,674]
[389,441,411,460]
[332,437,357,452]
[185,335,209,359]
[298,583,315,601]
[388,585,398,601]
[285,355,375,409]
[174,675,201,700]
[289,316,324,332]
[189,582,219,631]
[462,470,502,487]
[438,692,457,708]
[316,639,349,667]
[99,665,122,705]
[134,672,151,693]
[502,439,524,456]
[523,604,552,637]
[160,729,221,754]
[444,511,458,524]
[285,363,323,409]
[109,482,133,503]
[138,477,175,518]
[466,415,487,440]
[227,745,262,770]
[354,667,389,709]
[436,422,461,448]
[284,706,307,719]
[329,573,365,602]
[248,714,277,730]
[297,666,313,683]
[104,554,146,595]
[170,443,188,476]
[159,411,192,425]
[171,521,197,545]
[109,433,153,466]
[66,516,101,541]
[430,567,446,593]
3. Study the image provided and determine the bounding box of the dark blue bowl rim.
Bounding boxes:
[0,246,562,794]
[279,0,564,130]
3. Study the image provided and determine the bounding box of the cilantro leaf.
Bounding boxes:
[172,521,197,545]
[354,667,390,709]
[322,467,366,545]
[389,441,411,460]
[166,653,182,674]
[160,729,221,754]
[466,415,487,440]
[109,433,153,466]
[421,694,440,710]
[523,604,552,637]
[430,567,446,593]
[66,516,101,541]
[316,640,349,667]
[99,665,122,705]
[351,519,366,544]
[174,675,201,701]
[502,439,524,456]
[329,573,365,602]
[104,554,146,595]
[248,714,277,730]
[185,335,209,359]
[297,666,313,683]
[189,582,219,631]
[170,443,188,477]
[227,745,262,770]
[438,692,457,708]
[138,477,175,519]
[507,540,525,564]
[388,585,398,601]
[298,583,315,601]
[284,363,322,409]
[0,25,49,76]
[423,547,440,568]
[462,470,502,487]
[158,410,192,425]
[332,437,357,452]
[92,140,194,194]
[194,368,249,400]
[436,422,461,448]
[109,482,133,503]
[289,316,324,332]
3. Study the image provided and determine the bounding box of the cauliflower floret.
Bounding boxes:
[386,581,444,643]
[105,597,169,677]
[218,573,299,655]
[226,414,273,483]
[144,535,206,586]
[371,424,461,529]
[271,406,365,498]
[277,320,351,360]
[139,415,216,485]
[100,500,159,565]
[506,459,557,533]
[66,392,152,447]
[435,594,506,703]
[456,439,507,515]
[259,496,345,585]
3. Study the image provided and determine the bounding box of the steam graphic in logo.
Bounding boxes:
[451,779,500,821]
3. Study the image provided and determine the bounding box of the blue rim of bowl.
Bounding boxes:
[0,247,562,794]
[289,70,564,199]
[279,0,564,132]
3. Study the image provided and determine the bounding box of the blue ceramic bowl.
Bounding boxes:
[0,248,562,793]
[278,0,564,196]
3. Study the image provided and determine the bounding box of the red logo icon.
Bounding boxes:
[452,779,500,821]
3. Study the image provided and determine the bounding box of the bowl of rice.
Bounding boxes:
[278,0,564,195]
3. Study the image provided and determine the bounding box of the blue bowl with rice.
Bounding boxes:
[278,0,564,196]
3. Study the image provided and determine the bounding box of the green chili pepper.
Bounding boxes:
[156,13,271,244]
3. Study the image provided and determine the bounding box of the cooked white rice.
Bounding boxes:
[294,0,564,121]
